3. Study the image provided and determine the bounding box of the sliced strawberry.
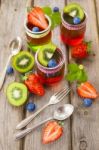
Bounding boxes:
[42,121,63,144]
[28,13,46,30]
[77,82,98,99]
[25,80,45,96]
[31,7,48,29]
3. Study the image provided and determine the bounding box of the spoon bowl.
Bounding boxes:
[54,104,74,121]
[10,36,22,55]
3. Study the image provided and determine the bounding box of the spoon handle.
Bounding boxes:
[15,117,53,140]
[0,55,12,90]
[16,103,50,130]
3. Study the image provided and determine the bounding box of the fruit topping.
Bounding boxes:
[43,6,61,29]
[28,7,48,30]
[6,82,28,106]
[24,74,45,96]
[53,7,59,12]
[73,17,81,24]
[42,121,63,144]
[26,102,36,112]
[6,66,14,74]
[63,3,85,24]
[77,82,98,99]
[12,51,34,73]
[48,59,57,68]
[71,41,92,59]
[83,98,93,107]
[38,43,56,67]
[66,63,88,83]
[32,27,40,32]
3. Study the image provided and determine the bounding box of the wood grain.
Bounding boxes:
[67,0,99,150]
[24,0,71,150]
[0,0,27,150]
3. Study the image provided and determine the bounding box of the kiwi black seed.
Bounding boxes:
[12,51,34,73]
[6,82,28,106]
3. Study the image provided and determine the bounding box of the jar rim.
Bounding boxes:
[61,11,87,29]
[24,15,51,35]
[35,48,65,71]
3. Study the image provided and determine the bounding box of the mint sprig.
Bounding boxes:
[42,6,61,29]
[66,63,88,83]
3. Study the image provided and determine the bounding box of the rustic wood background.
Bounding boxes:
[0,0,99,150]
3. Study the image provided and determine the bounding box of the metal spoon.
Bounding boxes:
[0,37,22,90]
[15,104,74,140]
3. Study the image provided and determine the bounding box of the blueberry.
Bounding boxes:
[6,66,14,74]
[32,27,40,32]
[53,7,59,12]
[48,59,57,68]
[26,102,36,112]
[73,17,81,25]
[83,98,93,107]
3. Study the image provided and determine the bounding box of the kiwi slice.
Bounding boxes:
[38,43,56,67]
[12,51,34,73]
[6,82,28,106]
[63,3,84,21]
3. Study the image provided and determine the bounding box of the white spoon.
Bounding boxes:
[15,104,74,140]
[0,37,22,90]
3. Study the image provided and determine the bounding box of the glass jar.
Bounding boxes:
[60,12,87,46]
[35,48,65,85]
[24,15,52,46]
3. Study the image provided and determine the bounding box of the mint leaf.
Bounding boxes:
[51,12,61,29]
[68,63,79,73]
[66,73,77,82]
[66,63,88,83]
[42,7,52,15]
[42,6,61,30]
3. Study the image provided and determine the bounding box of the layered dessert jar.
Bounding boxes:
[35,44,65,85]
[60,3,87,46]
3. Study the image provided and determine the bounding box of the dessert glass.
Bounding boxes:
[35,48,65,85]
[24,15,52,46]
[60,13,87,46]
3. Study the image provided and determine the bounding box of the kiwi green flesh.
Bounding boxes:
[64,3,84,20]
[6,82,28,106]
[38,43,56,67]
[12,51,34,73]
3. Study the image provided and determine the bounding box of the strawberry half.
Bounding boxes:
[71,41,92,59]
[28,7,48,30]
[32,7,48,29]
[42,121,63,144]
[77,82,98,99]
[24,74,45,96]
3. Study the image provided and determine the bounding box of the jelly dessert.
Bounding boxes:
[60,3,87,46]
[24,7,52,46]
[35,43,65,85]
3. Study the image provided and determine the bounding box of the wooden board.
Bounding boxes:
[67,0,99,150]
[0,0,99,150]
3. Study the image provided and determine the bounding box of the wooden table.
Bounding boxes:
[0,0,99,150]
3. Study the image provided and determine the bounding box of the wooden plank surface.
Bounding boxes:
[0,0,99,150]
[0,0,27,150]
[24,0,71,150]
[67,0,99,150]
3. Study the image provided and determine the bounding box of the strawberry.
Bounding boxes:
[71,41,92,59]
[77,82,98,99]
[32,7,48,28]
[42,121,63,144]
[28,7,48,30]
[24,74,45,96]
